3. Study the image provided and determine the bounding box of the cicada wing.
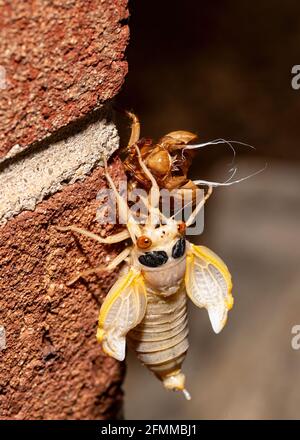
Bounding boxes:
[97,267,147,361]
[185,244,233,333]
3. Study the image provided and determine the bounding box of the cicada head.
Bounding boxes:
[132,217,187,292]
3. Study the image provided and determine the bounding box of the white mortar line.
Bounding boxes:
[0,116,119,225]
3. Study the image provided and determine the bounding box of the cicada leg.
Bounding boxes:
[126,110,140,147]
[56,225,130,244]
[185,185,213,227]
[66,247,131,286]
[102,157,141,241]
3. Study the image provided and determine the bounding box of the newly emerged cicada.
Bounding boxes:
[58,125,234,400]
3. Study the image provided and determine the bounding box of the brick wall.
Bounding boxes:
[0,0,129,420]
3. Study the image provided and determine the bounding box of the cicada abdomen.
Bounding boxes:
[128,283,190,398]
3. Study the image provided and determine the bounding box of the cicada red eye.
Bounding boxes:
[137,235,152,249]
[177,222,186,235]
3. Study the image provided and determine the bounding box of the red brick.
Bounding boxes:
[0,0,129,157]
[0,158,127,419]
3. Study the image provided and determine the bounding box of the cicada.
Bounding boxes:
[58,142,233,400]
[121,111,200,199]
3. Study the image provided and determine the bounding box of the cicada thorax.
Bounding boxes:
[128,282,189,393]
[139,255,186,294]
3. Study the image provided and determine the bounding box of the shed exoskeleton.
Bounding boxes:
[58,140,233,400]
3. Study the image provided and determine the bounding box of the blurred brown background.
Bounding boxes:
[117,0,300,419]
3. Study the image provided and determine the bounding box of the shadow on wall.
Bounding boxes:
[117,0,300,419]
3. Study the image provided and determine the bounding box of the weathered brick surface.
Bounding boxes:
[0,0,129,419]
[0,159,127,419]
[0,0,129,157]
